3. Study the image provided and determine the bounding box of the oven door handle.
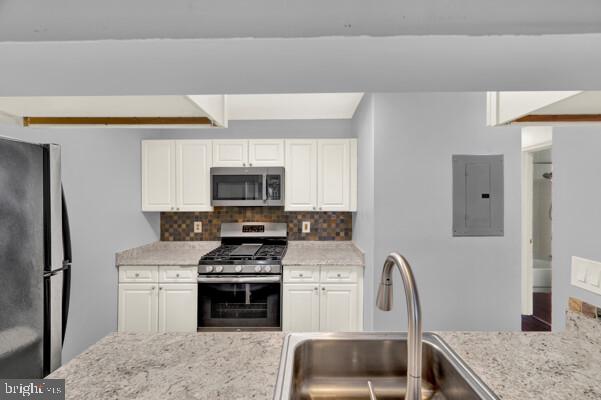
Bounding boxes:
[197,276,281,283]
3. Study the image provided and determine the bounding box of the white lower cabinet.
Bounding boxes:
[319,284,358,332]
[118,283,158,333]
[283,266,362,332]
[158,284,197,332]
[282,284,320,332]
[118,266,197,333]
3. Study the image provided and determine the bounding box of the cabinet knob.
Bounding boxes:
[314,287,318,292]
[312,206,316,210]
[176,207,180,211]
[170,206,175,211]
[176,273,180,277]
[243,163,247,167]
[135,273,140,277]
[159,287,163,290]
[151,286,155,290]
[337,273,341,278]
[319,207,323,211]
[249,163,253,167]
[299,273,303,277]
[321,287,326,291]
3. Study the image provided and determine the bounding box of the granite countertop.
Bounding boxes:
[115,241,220,266]
[48,312,601,400]
[116,240,364,267]
[283,241,364,266]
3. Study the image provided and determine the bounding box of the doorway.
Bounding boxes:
[521,144,552,331]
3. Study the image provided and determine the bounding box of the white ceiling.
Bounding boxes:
[532,91,601,115]
[226,93,363,120]
[1,0,600,41]
[0,94,364,122]
[0,96,208,117]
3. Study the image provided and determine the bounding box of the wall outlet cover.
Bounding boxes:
[571,256,601,295]
[302,221,311,233]
[194,221,203,233]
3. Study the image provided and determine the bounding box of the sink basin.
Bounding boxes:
[273,332,498,400]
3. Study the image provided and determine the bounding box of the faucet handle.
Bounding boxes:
[367,381,377,400]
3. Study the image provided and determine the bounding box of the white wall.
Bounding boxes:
[553,127,601,330]
[0,118,352,362]
[370,93,522,331]
[351,94,375,330]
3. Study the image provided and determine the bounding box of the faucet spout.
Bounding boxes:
[376,253,422,400]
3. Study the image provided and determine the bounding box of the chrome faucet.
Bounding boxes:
[376,253,422,400]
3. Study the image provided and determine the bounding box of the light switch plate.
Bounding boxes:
[194,221,203,233]
[571,256,601,295]
[302,221,311,233]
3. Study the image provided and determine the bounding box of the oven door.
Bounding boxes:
[197,275,281,331]
[210,167,284,206]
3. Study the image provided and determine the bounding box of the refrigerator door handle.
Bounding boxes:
[61,187,72,344]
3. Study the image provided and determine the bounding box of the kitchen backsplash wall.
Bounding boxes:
[160,207,352,241]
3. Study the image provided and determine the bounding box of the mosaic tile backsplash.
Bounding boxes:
[568,297,601,320]
[160,207,352,241]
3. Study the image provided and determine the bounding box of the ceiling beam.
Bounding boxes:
[23,116,214,126]
[514,114,601,123]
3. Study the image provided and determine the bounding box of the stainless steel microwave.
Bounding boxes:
[210,167,284,206]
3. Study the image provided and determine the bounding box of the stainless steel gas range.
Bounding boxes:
[197,222,287,331]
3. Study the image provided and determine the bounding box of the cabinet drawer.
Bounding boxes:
[284,266,320,283]
[159,266,198,283]
[119,266,158,283]
[320,266,359,283]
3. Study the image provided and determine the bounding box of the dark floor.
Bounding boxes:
[521,292,552,332]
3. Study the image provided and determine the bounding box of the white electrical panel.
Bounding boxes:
[571,256,601,295]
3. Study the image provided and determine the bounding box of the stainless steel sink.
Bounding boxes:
[273,332,498,400]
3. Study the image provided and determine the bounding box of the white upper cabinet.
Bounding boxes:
[142,141,176,212]
[212,140,249,167]
[248,139,285,166]
[285,140,318,211]
[285,139,357,212]
[142,140,213,212]
[176,140,212,211]
[213,139,284,167]
[318,140,351,211]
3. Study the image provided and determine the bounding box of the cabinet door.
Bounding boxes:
[285,140,317,211]
[212,140,249,167]
[319,284,358,332]
[142,141,176,211]
[248,139,284,167]
[283,284,320,332]
[176,140,213,211]
[118,284,158,332]
[317,139,350,211]
[158,284,197,332]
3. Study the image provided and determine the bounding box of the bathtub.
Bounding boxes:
[533,258,552,293]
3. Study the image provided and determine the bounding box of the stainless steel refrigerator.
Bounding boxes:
[0,136,72,378]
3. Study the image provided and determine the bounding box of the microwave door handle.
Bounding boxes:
[262,174,267,202]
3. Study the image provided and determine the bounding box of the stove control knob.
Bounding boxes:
[264,265,272,273]
[215,266,224,273]
[205,266,214,273]
[235,265,243,273]
[254,266,262,273]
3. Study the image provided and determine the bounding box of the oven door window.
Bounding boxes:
[212,175,263,201]
[198,282,281,329]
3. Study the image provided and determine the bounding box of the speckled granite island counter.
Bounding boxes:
[116,241,220,266]
[48,312,601,400]
[283,241,364,266]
